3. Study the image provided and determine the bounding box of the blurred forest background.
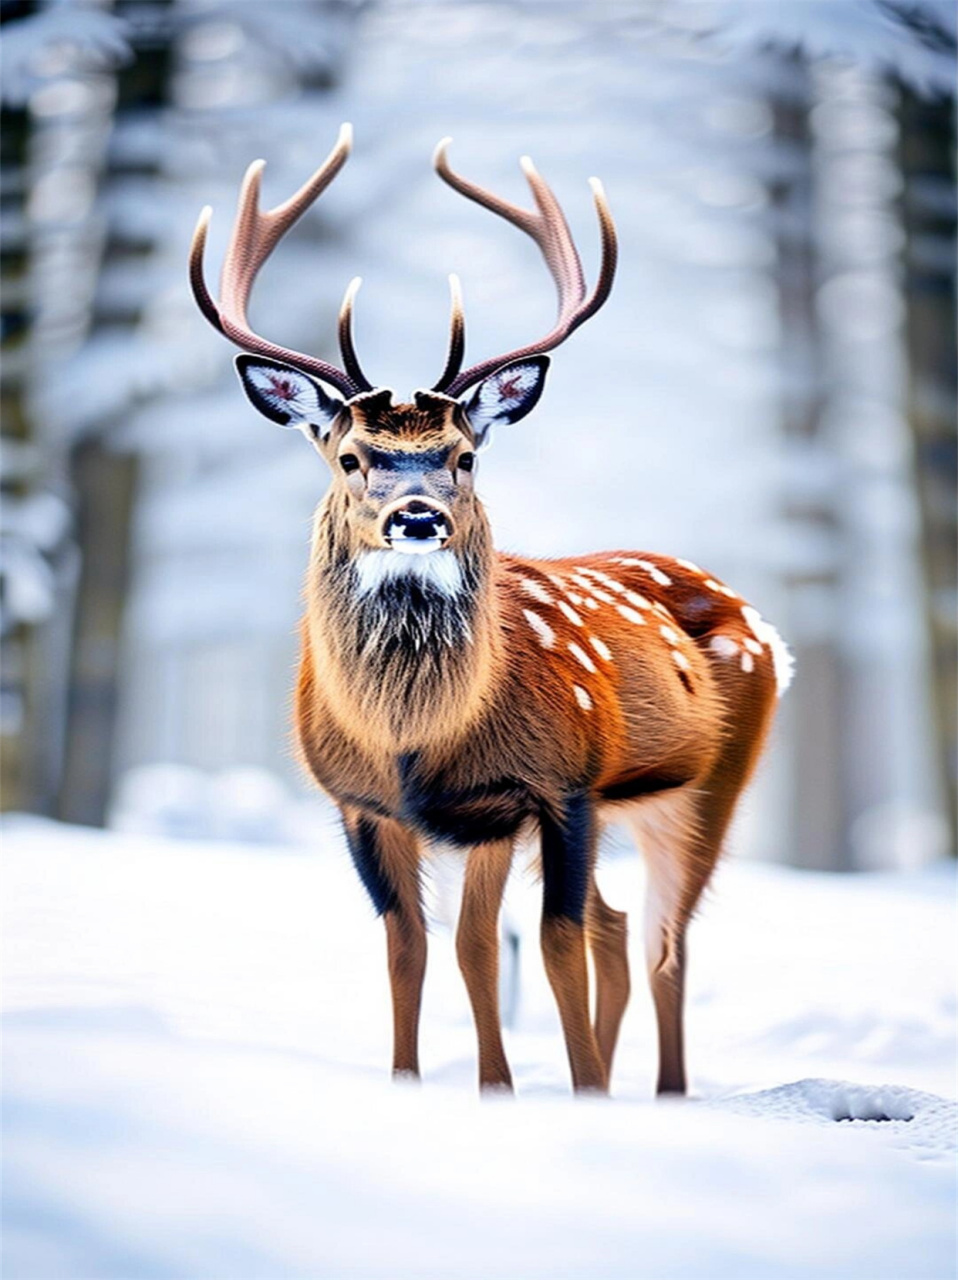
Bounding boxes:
[1,0,954,870]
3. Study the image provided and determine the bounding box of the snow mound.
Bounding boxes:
[712,1078,958,1163]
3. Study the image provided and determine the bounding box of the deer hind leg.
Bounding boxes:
[540,794,608,1094]
[341,807,426,1079]
[625,790,698,1095]
[457,839,514,1091]
[586,876,630,1081]
[629,663,779,1095]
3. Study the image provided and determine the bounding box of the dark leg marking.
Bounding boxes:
[343,815,398,915]
[541,792,593,924]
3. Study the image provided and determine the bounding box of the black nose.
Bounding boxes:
[384,504,451,543]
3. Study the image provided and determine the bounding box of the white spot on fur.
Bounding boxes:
[557,600,584,627]
[573,571,616,604]
[637,559,672,586]
[584,598,599,611]
[744,637,763,655]
[589,635,612,662]
[676,558,702,574]
[617,604,646,626]
[567,591,584,606]
[521,577,553,606]
[572,684,593,711]
[741,605,794,694]
[704,579,722,592]
[659,624,679,645]
[523,609,555,649]
[355,549,462,597]
[568,641,597,673]
[624,590,651,610]
[672,650,691,671]
[709,635,739,659]
[741,651,755,673]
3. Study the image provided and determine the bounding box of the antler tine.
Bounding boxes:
[434,273,466,394]
[431,139,617,397]
[518,154,587,312]
[189,122,364,399]
[338,276,374,392]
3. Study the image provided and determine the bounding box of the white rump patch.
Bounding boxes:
[709,635,738,659]
[557,600,584,627]
[572,683,593,711]
[521,577,553,606]
[741,605,795,694]
[617,604,646,626]
[588,635,612,662]
[354,549,462,597]
[523,608,555,649]
[568,641,597,673]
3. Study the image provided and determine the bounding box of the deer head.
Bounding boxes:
[190,124,617,580]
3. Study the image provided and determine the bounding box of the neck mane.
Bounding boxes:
[306,492,499,753]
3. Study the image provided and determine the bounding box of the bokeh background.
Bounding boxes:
[1,0,955,871]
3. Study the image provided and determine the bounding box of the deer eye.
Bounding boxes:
[339,454,360,474]
[458,452,475,473]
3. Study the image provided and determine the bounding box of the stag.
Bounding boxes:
[190,124,792,1094]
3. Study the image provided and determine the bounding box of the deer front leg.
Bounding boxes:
[341,808,426,1079]
[457,839,514,1092]
[540,794,607,1094]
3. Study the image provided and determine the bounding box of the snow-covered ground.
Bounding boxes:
[3,815,955,1279]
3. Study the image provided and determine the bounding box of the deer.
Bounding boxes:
[189,123,793,1096]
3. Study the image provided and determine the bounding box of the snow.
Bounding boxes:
[2,816,955,1278]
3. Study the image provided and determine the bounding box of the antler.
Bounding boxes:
[431,140,618,398]
[189,122,372,399]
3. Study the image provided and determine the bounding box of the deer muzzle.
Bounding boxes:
[381,499,454,555]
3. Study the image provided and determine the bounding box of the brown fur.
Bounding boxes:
[294,395,781,1094]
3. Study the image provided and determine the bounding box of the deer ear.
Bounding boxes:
[460,355,550,446]
[234,355,345,441]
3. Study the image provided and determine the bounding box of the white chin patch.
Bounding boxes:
[388,538,444,555]
[355,549,463,596]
